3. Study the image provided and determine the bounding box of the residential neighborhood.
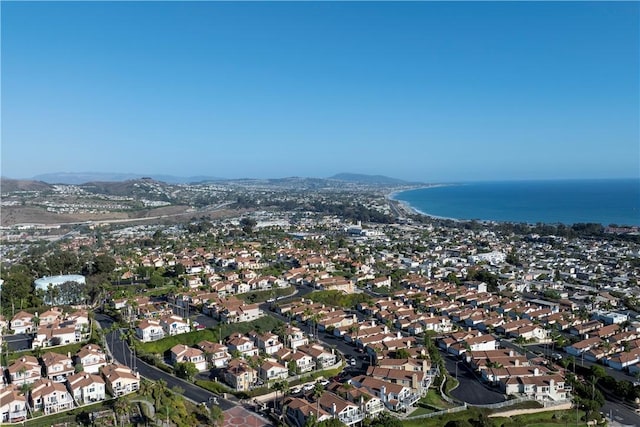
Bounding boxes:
[0,179,639,427]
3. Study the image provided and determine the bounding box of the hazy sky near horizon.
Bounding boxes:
[2,1,638,182]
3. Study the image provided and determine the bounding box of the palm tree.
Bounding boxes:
[272,381,284,411]
[280,381,290,411]
[138,379,153,398]
[313,382,324,418]
[113,396,131,427]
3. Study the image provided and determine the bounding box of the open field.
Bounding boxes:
[0,204,242,227]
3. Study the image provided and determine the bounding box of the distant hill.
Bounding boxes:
[0,178,53,193]
[32,172,225,185]
[328,173,420,186]
[79,179,174,201]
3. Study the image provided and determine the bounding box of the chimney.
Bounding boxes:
[332,402,336,417]
[380,386,386,402]
[412,373,419,391]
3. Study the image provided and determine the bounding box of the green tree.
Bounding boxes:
[1,265,33,309]
[444,420,473,427]
[317,419,346,427]
[272,381,285,411]
[365,412,403,427]
[395,348,410,359]
[148,272,165,288]
[590,364,606,380]
[240,218,257,234]
[93,254,116,276]
[209,405,224,426]
[174,362,198,381]
[113,396,132,427]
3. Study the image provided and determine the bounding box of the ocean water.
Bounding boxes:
[393,179,640,226]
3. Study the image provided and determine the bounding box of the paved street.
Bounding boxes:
[260,303,368,374]
[603,400,639,427]
[95,313,237,411]
[440,352,506,405]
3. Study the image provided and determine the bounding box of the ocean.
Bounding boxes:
[392,179,640,226]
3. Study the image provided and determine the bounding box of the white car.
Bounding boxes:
[317,379,330,386]
[302,383,315,392]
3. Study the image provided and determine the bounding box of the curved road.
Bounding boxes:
[441,352,506,405]
[95,313,235,411]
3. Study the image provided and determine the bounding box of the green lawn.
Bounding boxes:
[410,406,435,417]
[489,410,589,427]
[418,389,456,409]
[444,374,460,396]
[134,315,284,355]
[236,286,294,304]
[135,328,219,354]
[402,409,590,427]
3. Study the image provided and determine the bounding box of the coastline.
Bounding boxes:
[385,183,455,201]
[385,179,640,226]
[386,184,461,221]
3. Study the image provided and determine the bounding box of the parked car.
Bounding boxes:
[350,358,357,366]
[302,383,315,392]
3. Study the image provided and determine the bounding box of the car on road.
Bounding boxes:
[266,298,275,303]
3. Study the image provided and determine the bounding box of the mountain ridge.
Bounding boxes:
[22,172,419,186]
[328,173,423,186]
[31,172,225,185]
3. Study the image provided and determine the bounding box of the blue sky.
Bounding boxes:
[2,1,638,182]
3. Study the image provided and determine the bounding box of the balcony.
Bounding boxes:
[365,403,385,415]
[400,393,420,407]
[339,411,365,425]
[7,409,27,422]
